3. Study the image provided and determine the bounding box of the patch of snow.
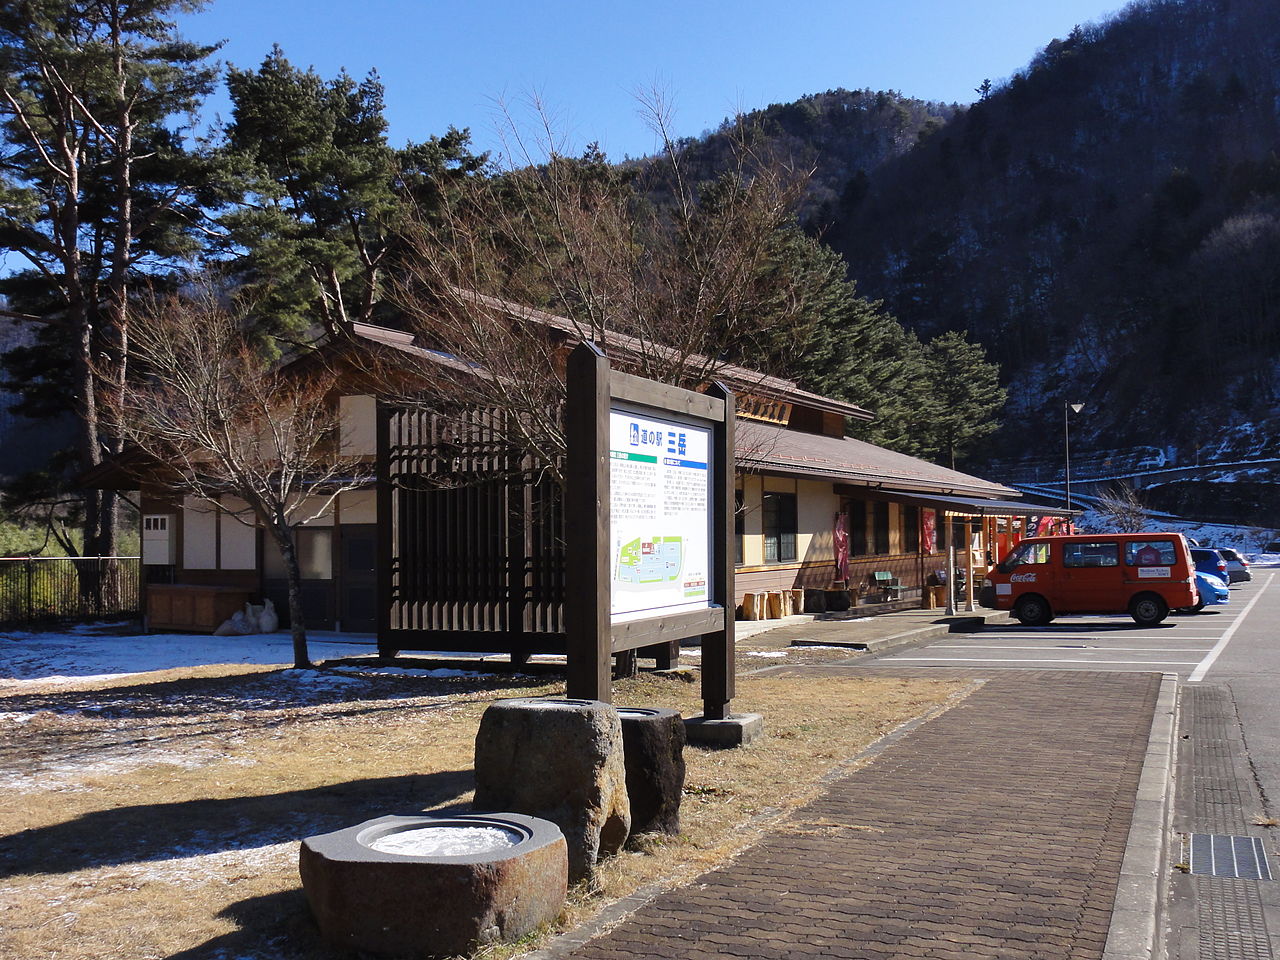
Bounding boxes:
[330,665,489,679]
[0,747,255,795]
[286,670,366,687]
[117,840,297,886]
[368,825,520,857]
[746,651,788,658]
[0,628,377,683]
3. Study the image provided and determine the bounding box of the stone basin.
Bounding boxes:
[300,812,567,958]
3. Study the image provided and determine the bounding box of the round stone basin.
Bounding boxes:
[616,706,662,718]
[300,813,567,958]
[365,824,520,858]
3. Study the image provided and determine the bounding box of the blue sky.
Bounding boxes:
[178,0,1120,162]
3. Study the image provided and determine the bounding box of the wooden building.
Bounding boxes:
[87,306,1065,644]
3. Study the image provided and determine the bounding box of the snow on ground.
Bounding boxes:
[0,622,531,686]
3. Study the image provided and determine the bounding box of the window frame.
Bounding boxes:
[762,491,797,564]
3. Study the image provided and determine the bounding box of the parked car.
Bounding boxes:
[1177,571,1230,614]
[1213,547,1252,583]
[1190,547,1230,582]
[980,532,1197,626]
[1264,540,1280,554]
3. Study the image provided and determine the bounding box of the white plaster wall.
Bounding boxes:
[218,497,257,570]
[798,479,839,563]
[287,494,335,526]
[340,395,377,457]
[339,490,377,524]
[182,497,217,569]
[739,474,764,566]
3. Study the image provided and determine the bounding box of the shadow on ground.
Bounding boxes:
[1,665,555,718]
[0,769,473,879]
[162,889,338,960]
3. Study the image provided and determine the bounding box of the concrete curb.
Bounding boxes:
[788,614,991,655]
[1102,673,1179,960]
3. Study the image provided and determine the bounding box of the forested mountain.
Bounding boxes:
[665,88,957,228]
[823,0,1280,461]
[682,0,1280,466]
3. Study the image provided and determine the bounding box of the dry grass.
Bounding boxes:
[0,652,965,960]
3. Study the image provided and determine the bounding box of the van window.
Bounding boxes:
[1005,540,1051,568]
[1062,542,1120,567]
[1125,540,1177,566]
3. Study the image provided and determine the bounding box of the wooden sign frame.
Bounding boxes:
[564,342,736,719]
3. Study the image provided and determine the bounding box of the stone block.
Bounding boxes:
[474,698,630,883]
[684,712,764,748]
[617,706,686,836]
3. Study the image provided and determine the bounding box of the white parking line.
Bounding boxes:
[927,645,1213,652]
[1188,573,1274,682]
[883,657,1204,665]
[983,634,1223,642]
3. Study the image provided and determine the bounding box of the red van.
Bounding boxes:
[979,532,1198,626]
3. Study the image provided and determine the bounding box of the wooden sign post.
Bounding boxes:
[565,342,736,720]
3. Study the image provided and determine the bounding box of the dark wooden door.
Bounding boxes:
[340,524,378,633]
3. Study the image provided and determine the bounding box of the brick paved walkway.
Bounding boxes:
[565,672,1161,960]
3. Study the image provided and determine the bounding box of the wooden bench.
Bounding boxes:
[870,571,905,603]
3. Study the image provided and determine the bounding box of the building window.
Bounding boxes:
[762,492,797,563]
[734,489,744,566]
[849,500,867,557]
[264,528,334,580]
[903,506,920,555]
[872,501,890,555]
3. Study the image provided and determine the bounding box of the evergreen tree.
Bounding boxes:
[219,48,487,337]
[919,331,1006,469]
[0,0,219,556]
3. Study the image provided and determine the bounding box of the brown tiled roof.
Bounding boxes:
[736,421,1017,499]
[447,290,874,421]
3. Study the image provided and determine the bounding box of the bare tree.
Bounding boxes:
[389,94,831,485]
[1095,481,1150,532]
[102,285,369,668]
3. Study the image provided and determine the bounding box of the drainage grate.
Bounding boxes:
[1189,834,1274,880]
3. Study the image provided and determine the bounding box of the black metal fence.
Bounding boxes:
[0,556,141,626]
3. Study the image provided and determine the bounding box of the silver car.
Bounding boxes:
[1215,547,1252,583]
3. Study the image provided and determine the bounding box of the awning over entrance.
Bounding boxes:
[877,491,1081,518]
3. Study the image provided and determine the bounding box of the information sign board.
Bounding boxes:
[608,408,712,621]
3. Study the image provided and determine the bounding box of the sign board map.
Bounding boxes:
[609,408,711,622]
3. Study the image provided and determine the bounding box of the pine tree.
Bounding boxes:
[0,0,219,556]
[919,331,1006,469]
[218,48,488,338]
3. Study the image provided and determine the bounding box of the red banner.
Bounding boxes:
[921,509,937,554]
[834,512,850,581]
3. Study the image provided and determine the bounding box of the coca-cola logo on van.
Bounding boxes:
[1010,572,1038,582]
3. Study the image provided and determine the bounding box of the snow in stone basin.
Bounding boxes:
[368,825,522,857]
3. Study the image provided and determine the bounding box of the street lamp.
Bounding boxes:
[1064,402,1084,511]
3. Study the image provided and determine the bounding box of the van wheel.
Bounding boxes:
[1129,593,1169,626]
[1014,594,1053,626]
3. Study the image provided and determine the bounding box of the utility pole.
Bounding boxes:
[1065,402,1084,511]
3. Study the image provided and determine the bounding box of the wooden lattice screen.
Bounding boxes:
[377,404,567,659]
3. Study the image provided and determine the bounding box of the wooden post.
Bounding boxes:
[943,513,956,616]
[565,343,612,701]
[375,400,395,657]
[964,518,976,612]
[702,381,735,720]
